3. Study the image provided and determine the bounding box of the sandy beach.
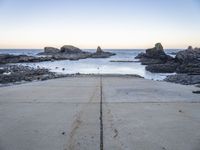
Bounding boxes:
[0,75,200,150]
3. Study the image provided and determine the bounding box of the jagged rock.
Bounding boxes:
[44,47,60,53]
[96,46,103,53]
[60,45,82,53]
[175,47,200,64]
[145,43,169,60]
[135,43,173,66]
[174,46,200,75]
[91,46,115,58]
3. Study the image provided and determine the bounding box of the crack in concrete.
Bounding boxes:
[100,76,104,150]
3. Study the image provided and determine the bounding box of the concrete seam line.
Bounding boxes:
[100,75,104,150]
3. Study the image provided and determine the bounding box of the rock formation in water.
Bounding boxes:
[60,45,83,53]
[91,46,116,58]
[135,43,173,65]
[44,47,60,53]
[0,45,116,64]
[136,43,200,84]
[0,54,52,64]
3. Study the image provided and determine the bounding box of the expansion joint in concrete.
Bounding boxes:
[100,76,104,150]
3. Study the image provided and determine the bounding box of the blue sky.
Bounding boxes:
[0,0,200,49]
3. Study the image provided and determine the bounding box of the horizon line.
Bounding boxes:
[0,47,185,50]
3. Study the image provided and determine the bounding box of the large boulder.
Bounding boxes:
[145,43,168,59]
[175,47,200,64]
[174,46,200,74]
[60,45,83,53]
[135,43,173,66]
[44,47,60,53]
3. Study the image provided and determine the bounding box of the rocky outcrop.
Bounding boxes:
[0,65,54,84]
[0,65,76,85]
[146,43,166,59]
[44,47,60,53]
[145,61,179,73]
[166,46,200,84]
[96,46,103,53]
[174,46,200,74]
[136,43,200,84]
[1,45,116,65]
[0,54,52,64]
[135,43,173,65]
[91,46,116,58]
[60,45,83,53]
[39,45,116,60]
[175,46,200,64]
[135,43,177,72]
[39,45,85,55]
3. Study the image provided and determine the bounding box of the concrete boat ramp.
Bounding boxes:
[0,75,200,150]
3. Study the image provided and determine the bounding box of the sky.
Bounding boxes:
[0,0,200,49]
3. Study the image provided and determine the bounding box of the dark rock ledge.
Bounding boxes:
[135,43,200,85]
[0,45,116,85]
[0,65,67,85]
[0,45,116,64]
[38,45,115,60]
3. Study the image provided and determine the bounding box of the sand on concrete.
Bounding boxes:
[0,75,200,150]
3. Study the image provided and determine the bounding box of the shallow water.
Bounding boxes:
[0,49,179,80]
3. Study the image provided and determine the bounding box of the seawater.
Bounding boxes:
[0,49,180,80]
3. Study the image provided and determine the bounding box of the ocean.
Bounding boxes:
[0,49,180,80]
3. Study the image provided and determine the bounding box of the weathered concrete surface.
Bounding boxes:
[102,77,200,102]
[102,77,200,150]
[0,77,100,150]
[0,76,200,150]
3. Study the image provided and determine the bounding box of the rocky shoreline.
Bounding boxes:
[0,45,116,85]
[0,64,144,86]
[0,45,115,64]
[0,65,70,85]
[135,43,200,85]
[1,44,200,86]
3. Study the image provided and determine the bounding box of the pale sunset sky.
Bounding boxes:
[0,0,200,49]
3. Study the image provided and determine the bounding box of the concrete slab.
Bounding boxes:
[102,77,200,102]
[102,77,200,150]
[0,76,200,150]
[0,77,101,150]
[103,103,200,150]
[0,77,100,103]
